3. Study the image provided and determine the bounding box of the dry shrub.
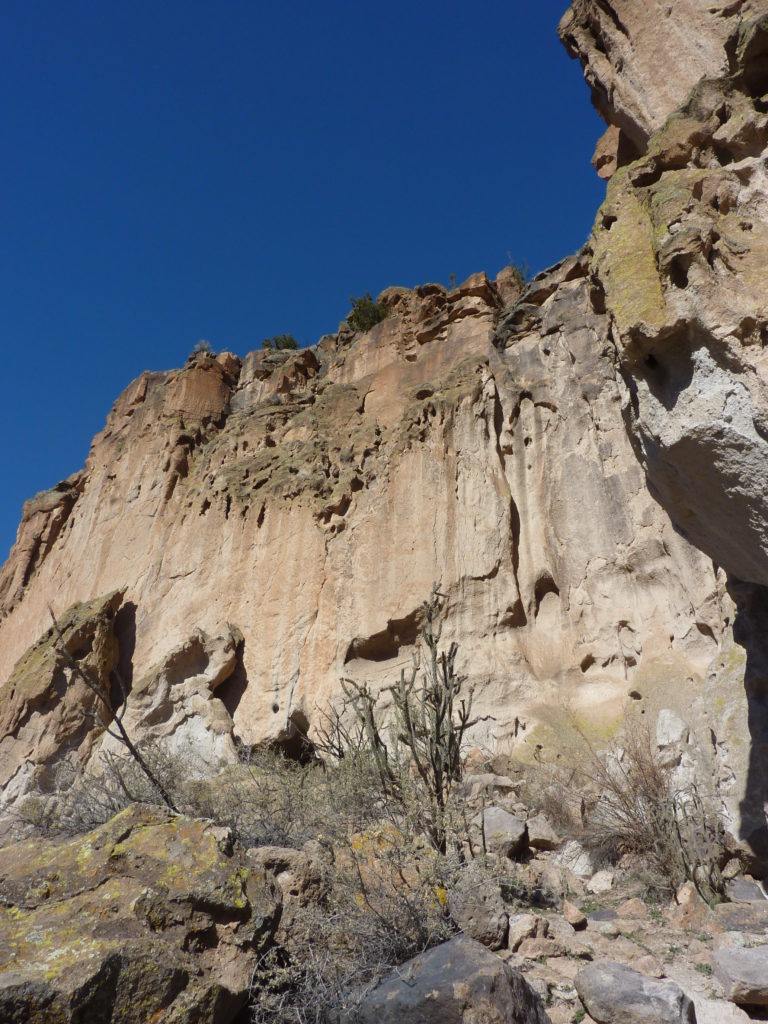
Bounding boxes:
[529,720,728,905]
[250,825,455,1024]
[13,746,188,838]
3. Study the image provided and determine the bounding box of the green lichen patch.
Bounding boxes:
[592,171,667,343]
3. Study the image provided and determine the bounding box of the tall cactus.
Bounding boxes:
[337,586,479,854]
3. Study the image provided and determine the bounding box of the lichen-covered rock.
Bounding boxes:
[0,591,123,811]
[0,804,281,1023]
[562,0,768,870]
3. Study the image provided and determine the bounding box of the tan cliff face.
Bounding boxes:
[2,1,768,871]
[563,0,768,863]
[0,267,720,810]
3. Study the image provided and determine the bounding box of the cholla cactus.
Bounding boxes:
[331,586,480,854]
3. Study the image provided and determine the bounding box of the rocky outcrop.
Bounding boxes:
[0,270,723,803]
[559,1,767,174]
[0,591,122,809]
[93,624,244,776]
[0,804,281,1023]
[357,934,552,1024]
[561,0,768,866]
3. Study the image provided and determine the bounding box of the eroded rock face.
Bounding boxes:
[0,803,281,1023]
[0,591,122,808]
[559,1,766,174]
[0,271,721,773]
[562,0,768,865]
[93,624,244,776]
[3,1,768,870]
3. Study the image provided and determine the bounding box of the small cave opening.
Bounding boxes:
[580,653,596,673]
[533,573,560,618]
[344,608,421,665]
[668,255,690,290]
[271,710,318,764]
[111,601,137,710]
[217,638,249,721]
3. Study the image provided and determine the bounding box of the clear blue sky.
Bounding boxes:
[1,1,605,561]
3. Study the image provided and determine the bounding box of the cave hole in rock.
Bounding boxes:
[501,599,527,628]
[111,601,137,708]
[580,653,596,673]
[713,143,735,167]
[343,608,421,664]
[533,573,560,617]
[69,637,93,662]
[668,255,691,290]
[217,639,249,721]
[696,621,716,642]
[271,710,317,764]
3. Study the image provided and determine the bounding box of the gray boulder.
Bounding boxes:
[526,812,562,851]
[478,806,528,858]
[448,865,509,950]
[356,934,551,1023]
[575,961,696,1023]
[713,945,768,1006]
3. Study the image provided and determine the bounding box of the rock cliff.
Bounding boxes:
[561,0,768,866]
[1,0,768,870]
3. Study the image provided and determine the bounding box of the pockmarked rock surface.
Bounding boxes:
[0,804,281,1023]
[356,933,552,1024]
[0,270,724,816]
[561,0,768,866]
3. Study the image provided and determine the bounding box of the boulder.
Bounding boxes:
[712,946,768,1006]
[356,934,551,1023]
[553,840,595,878]
[0,804,281,1023]
[575,961,696,1023]
[508,913,548,952]
[587,869,615,894]
[447,864,509,950]
[563,899,588,930]
[714,900,768,933]
[478,806,528,858]
[527,812,562,851]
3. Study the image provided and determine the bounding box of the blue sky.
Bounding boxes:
[1,1,605,561]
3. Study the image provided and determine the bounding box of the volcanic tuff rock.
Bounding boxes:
[562,0,768,865]
[2,0,768,870]
[0,268,723,806]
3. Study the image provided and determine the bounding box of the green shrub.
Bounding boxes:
[505,256,530,290]
[262,334,299,351]
[347,292,389,333]
[191,339,214,356]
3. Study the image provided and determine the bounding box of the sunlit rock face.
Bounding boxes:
[3,0,768,869]
[0,269,718,786]
[563,0,768,864]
